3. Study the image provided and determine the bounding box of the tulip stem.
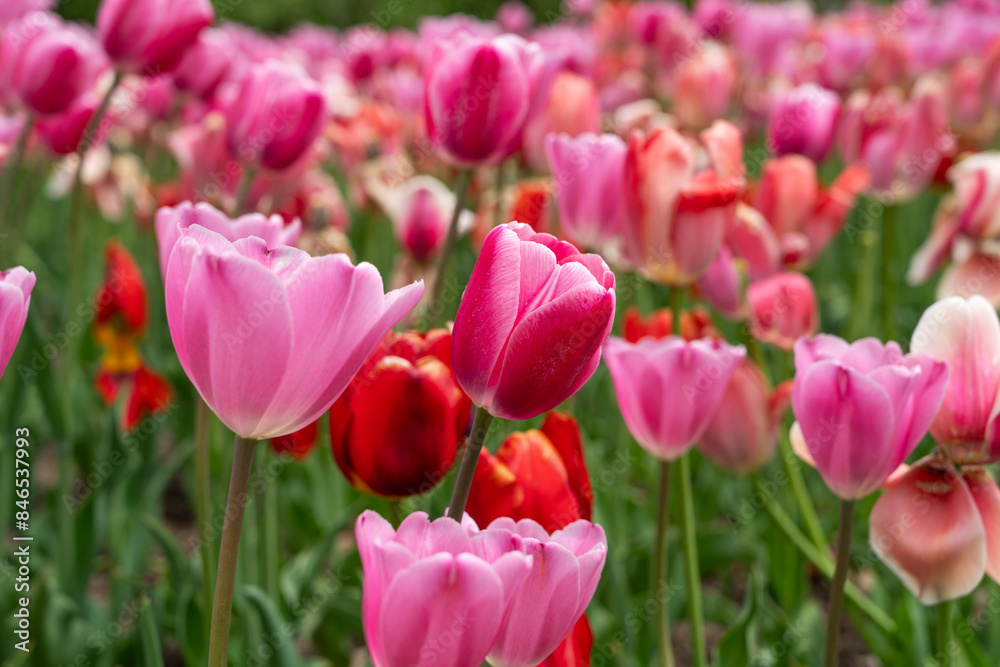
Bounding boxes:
[0,114,34,261]
[880,204,897,342]
[938,600,953,667]
[849,206,879,341]
[824,499,856,667]
[208,435,258,667]
[653,460,676,667]
[780,429,829,553]
[678,452,707,667]
[262,446,280,603]
[195,398,215,640]
[446,405,493,521]
[233,169,256,216]
[491,162,507,231]
[430,169,473,326]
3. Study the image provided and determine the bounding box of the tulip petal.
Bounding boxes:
[965,468,1000,584]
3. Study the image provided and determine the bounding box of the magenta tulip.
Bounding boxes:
[355,510,533,667]
[603,335,746,460]
[451,222,615,421]
[0,0,53,27]
[485,518,607,667]
[97,0,214,73]
[746,272,819,350]
[163,224,423,439]
[171,28,232,99]
[791,335,949,499]
[767,83,841,164]
[0,266,35,380]
[225,61,328,171]
[154,201,301,277]
[911,295,1000,464]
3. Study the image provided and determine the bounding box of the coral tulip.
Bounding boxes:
[746,272,819,350]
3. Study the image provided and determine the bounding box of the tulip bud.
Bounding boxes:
[766,83,840,163]
[97,0,214,73]
[0,266,35,380]
[746,272,818,350]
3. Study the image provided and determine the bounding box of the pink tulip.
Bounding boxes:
[729,0,812,77]
[544,132,627,252]
[814,17,878,93]
[485,518,607,667]
[0,0,52,26]
[355,510,533,667]
[791,335,949,499]
[424,34,537,167]
[0,267,35,380]
[1,13,106,116]
[694,245,745,320]
[910,295,1000,464]
[155,201,301,277]
[603,335,746,460]
[767,83,841,164]
[726,203,781,280]
[35,95,97,154]
[163,224,423,439]
[225,61,328,172]
[171,28,232,100]
[521,70,601,173]
[496,1,534,34]
[97,0,214,73]
[451,222,615,421]
[670,41,738,131]
[746,272,818,350]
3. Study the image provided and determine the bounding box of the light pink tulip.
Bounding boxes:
[451,222,615,421]
[911,295,1000,464]
[485,518,606,667]
[746,272,818,350]
[521,70,601,173]
[0,0,52,26]
[544,133,627,252]
[791,335,949,499]
[603,335,746,460]
[694,244,745,320]
[766,83,840,164]
[355,511,533,667]
[496,1,534,34]
[155,201,301,277]
[670,41,738,131]
[225,61,328,172]
[729,0,812,77]
[814,17,878,92]
[97,0,214,73]
[0,267,35,380]
[163,224,423,439]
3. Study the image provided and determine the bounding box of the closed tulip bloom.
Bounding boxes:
[355,511,533,667]
[164,224,423,439]
[486,518,607,667]
[225,61,328,171]
[545,133,627,252]
[424,34,536,167]
[35,96,97,154]
[791,335,949,499]
[537,616,593,667]
[670,41,738,131]
[910,296,1000,464]
[330,329,471,498]
[171,28,232,99]
[521,70,601,172]
[452,222,616,421]
[767,83,841,163]
[270,420,319,461]
[97,0,214,73]
[746,272,818,350]
[603,336,746,460]
[155,201,301,276]
[0,266,35,380]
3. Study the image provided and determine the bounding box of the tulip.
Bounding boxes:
[603,335,745,460]
[269,421,319,461]
[452,222,616,421]
[537,616,593,667]
[0,266,35,380]
[485,518,607,667]
[225,61,329,172]
[767,83,841,164]
[910,295,1000,464]
[521,70,602,172]
[0,0,52,26]
[97,0,214,73]
[496,1,534,34]
[729,0,812,77]
[699,360,791,474]
[164,223,424,440]
[155,201,301,276]
[35,96,97,154]
[467,411,593,533]
[746,272,818,350]
[355,510,533,667]
[330,328,472,498]
[94,241,147,374]
[670,41,738,131]
[622,305,719,343]
[95,362,173,432]
[545,133,627,254]
[171,28,232,99]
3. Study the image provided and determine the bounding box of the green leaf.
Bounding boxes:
[242,585,303,667]
[715,569,758,667]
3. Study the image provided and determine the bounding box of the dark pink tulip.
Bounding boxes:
[225,61,329,172]
[603,335,746,460]
[451,222,616,421]
[163,224,423,439]
[424,34,537,167]
[746,272,818,350]
[911,296,1000,464]
[791,335,949,499]
[767,83,840,164]
[485,518,607,667]
[171,28,232,100]
[35,96,97,154]
[0,266,35,380]
[355,511,533,667]
[341,25,387,82]
[97,0,214,73]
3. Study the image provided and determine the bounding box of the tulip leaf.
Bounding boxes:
[714,568,758,667]
[243,585,303,667]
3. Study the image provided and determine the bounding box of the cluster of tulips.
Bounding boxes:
[3,0,1000,664]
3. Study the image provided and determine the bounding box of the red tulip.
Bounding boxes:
[94,241,147,374]
[97,0,214,73]
[122,364,173,432]
[330,328,471,498]
[270,421,319,461]
[622,305,720,343]
[537,615,593,667]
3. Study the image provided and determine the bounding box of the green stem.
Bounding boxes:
[262,446,280,603]
[233,168,256,216]
[653,460,676,667]
[849,208,879,341]
[779,429,829,552]
[430,169,473,327]
[669,286,684,329]
[208,435,258,667]
[825,499,856,667]
[678,452,707,667]
[491,162,506,231]
[938,600,953,667]
[0,114,34,262]
[745,334,771,385]
[881,204,897,342]
[446,406,494,521]
[195,398,214,639]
